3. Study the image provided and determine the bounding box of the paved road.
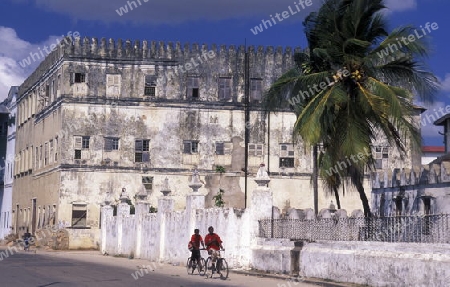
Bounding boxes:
[0,248,320,287]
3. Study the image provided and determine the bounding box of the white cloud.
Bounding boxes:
[419,101,446,138]
[439,73,450,92]
[0,26,73,101]
[384,0,417,12]
[30,0,323,25]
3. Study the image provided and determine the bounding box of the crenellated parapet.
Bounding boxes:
[371,160,450,189]
[61,37,299,63]
[18,36,301,98]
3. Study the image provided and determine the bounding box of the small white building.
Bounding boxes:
[0,87,17,239]
[421,146,445,165]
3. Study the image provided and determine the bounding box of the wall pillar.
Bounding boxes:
[117,189,131,255]
[157,196,174,261]
[251,165,272,244]
[186,193,205,238]
[100,204,113,254]
[135,200,149,258]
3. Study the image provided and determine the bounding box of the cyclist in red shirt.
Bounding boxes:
[190,229,205,271]
[204,226,224,271]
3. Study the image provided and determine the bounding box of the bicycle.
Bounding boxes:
[186,248,206,276]
[204,249,228,280]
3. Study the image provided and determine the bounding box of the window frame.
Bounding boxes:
[144,75,157,96]
[74,73,86,83]
[218,77,232,100]
[104,137,119,151]
[187,77,200,99]
[71,204,87,228]
[135,139,150,163]
[250,78,263,101]
[183,140,199,154]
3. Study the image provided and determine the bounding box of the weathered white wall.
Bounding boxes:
[300,241,450,287]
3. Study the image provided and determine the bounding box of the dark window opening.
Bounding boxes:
[187,77,200,99]
[144,86,156,96]
[145,75,157,96]
[72,205,87,227]
[183,141,199,154]
[74,73,86,83]
[395,196,403,216]
[279,157,294,168]
[192,88,199,98]
[74,150,81,160]
[215,142,224,155]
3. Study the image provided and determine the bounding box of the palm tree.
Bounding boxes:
[263,0,439,216]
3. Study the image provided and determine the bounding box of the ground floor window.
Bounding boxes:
[71,204,87,227]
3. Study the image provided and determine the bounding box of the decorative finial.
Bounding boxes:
[255,163,270,186]
[161,177,172,196]
[188,169,203,192]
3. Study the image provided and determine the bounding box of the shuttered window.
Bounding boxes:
[71,204,87,227]
[218,77,231,100]
[250,79,263,101]
[135,139,150,162]
[187,77,200,98]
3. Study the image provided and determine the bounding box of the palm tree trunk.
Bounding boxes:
[332,186,341,209]
[313,144,318,215]
[352,172,371,217]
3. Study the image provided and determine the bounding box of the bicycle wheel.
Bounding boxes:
[218,258,229,280]
[204,257,213,278]
[198,257,206,276]
[186,257,193,275]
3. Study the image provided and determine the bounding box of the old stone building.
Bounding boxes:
[11,37,420,247]
[0,87,17,239]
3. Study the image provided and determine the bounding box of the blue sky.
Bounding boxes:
[0,0,449,146]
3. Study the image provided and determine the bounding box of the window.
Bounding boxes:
[374,147,388,169]
[82,137,90,149]
[215,142,232,155]
[279,143,295,168]
[187,77,200,98]
[135,139,150,162]
[215,142,224,155]
[74,73,86,83]
[250,79,263,101]
[144,75,157,96]
[104,137,119,151]
[218,77,232,100]
[106,74,121,96]
[71,204,87,227]
[280,158,295,168]
[248,143,264,156]
[0,121,7,136]
[45,85,50,106]
[49,140,54,164]
[39,145,43,167]
[74,136,90,160]
[44,142,48,165]
[54,138,58,161]
[183,140,199,154]
[142,176,153,191]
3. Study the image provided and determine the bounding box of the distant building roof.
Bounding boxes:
[434,114,450,126]
[422,146,445,153]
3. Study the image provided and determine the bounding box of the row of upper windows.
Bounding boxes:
[17,72,264,126]
[72,72,264,101]
[73,137,295,167]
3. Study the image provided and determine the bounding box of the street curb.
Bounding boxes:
[230,269,363,287]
